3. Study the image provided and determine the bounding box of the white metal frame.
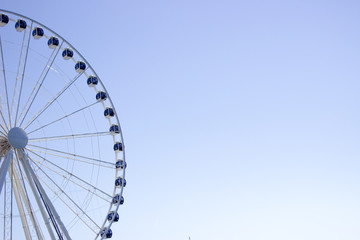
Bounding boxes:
[0,9,127,240]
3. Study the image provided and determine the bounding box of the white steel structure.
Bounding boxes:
[0,10,126,239]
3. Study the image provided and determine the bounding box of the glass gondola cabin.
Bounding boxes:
[48,37,59,48]
[87,76,98,86]
[0,14,9,27]
[113,142,122,152]
[15,19,27,32]
[115,177,126,187]
[112,194,124,205]
[109,125,120,135]
[62,48,73,60]
[75,61,86,73]
[107,211,119,222]
[96,91,107,101]
[32,27,44,39]
[116,160,127,169]
[104,108,114,118]
[100,228,112,239]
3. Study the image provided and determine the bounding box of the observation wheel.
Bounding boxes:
[0,10,126,240]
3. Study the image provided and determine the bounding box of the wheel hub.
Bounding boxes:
[7,127,28,149]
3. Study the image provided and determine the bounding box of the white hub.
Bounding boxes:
[7,127,28,149]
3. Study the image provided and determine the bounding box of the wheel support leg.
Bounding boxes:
[12,159,44,239]
[0,150,13,194]
[11,162,32,240]
[19,150,71,240]
[17,150,56,240]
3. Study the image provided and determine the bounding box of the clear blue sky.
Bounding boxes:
[3,0,360,239]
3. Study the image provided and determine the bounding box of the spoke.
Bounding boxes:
[27,149,112,200]
[0,131,6,138]
[0,129,6,137]
[11,21,33,127]
[27,147,114,169]
[14,21,33,127]
[0,111,9,132]
[0,124,7,135]
[22,69,87,130]
[29,157,100,234]
[27,144,115,168]
[33,159,112,202]
[27,101,100,135]
[0,34,11,129]
[18,40,64,127]
[28,131,110,142]
[37,173,99,235]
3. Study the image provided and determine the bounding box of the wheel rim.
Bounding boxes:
[0,9,126,240]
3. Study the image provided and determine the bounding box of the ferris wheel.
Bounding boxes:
[0,9,126,239]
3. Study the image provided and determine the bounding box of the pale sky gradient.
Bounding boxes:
[2,0,360,239]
